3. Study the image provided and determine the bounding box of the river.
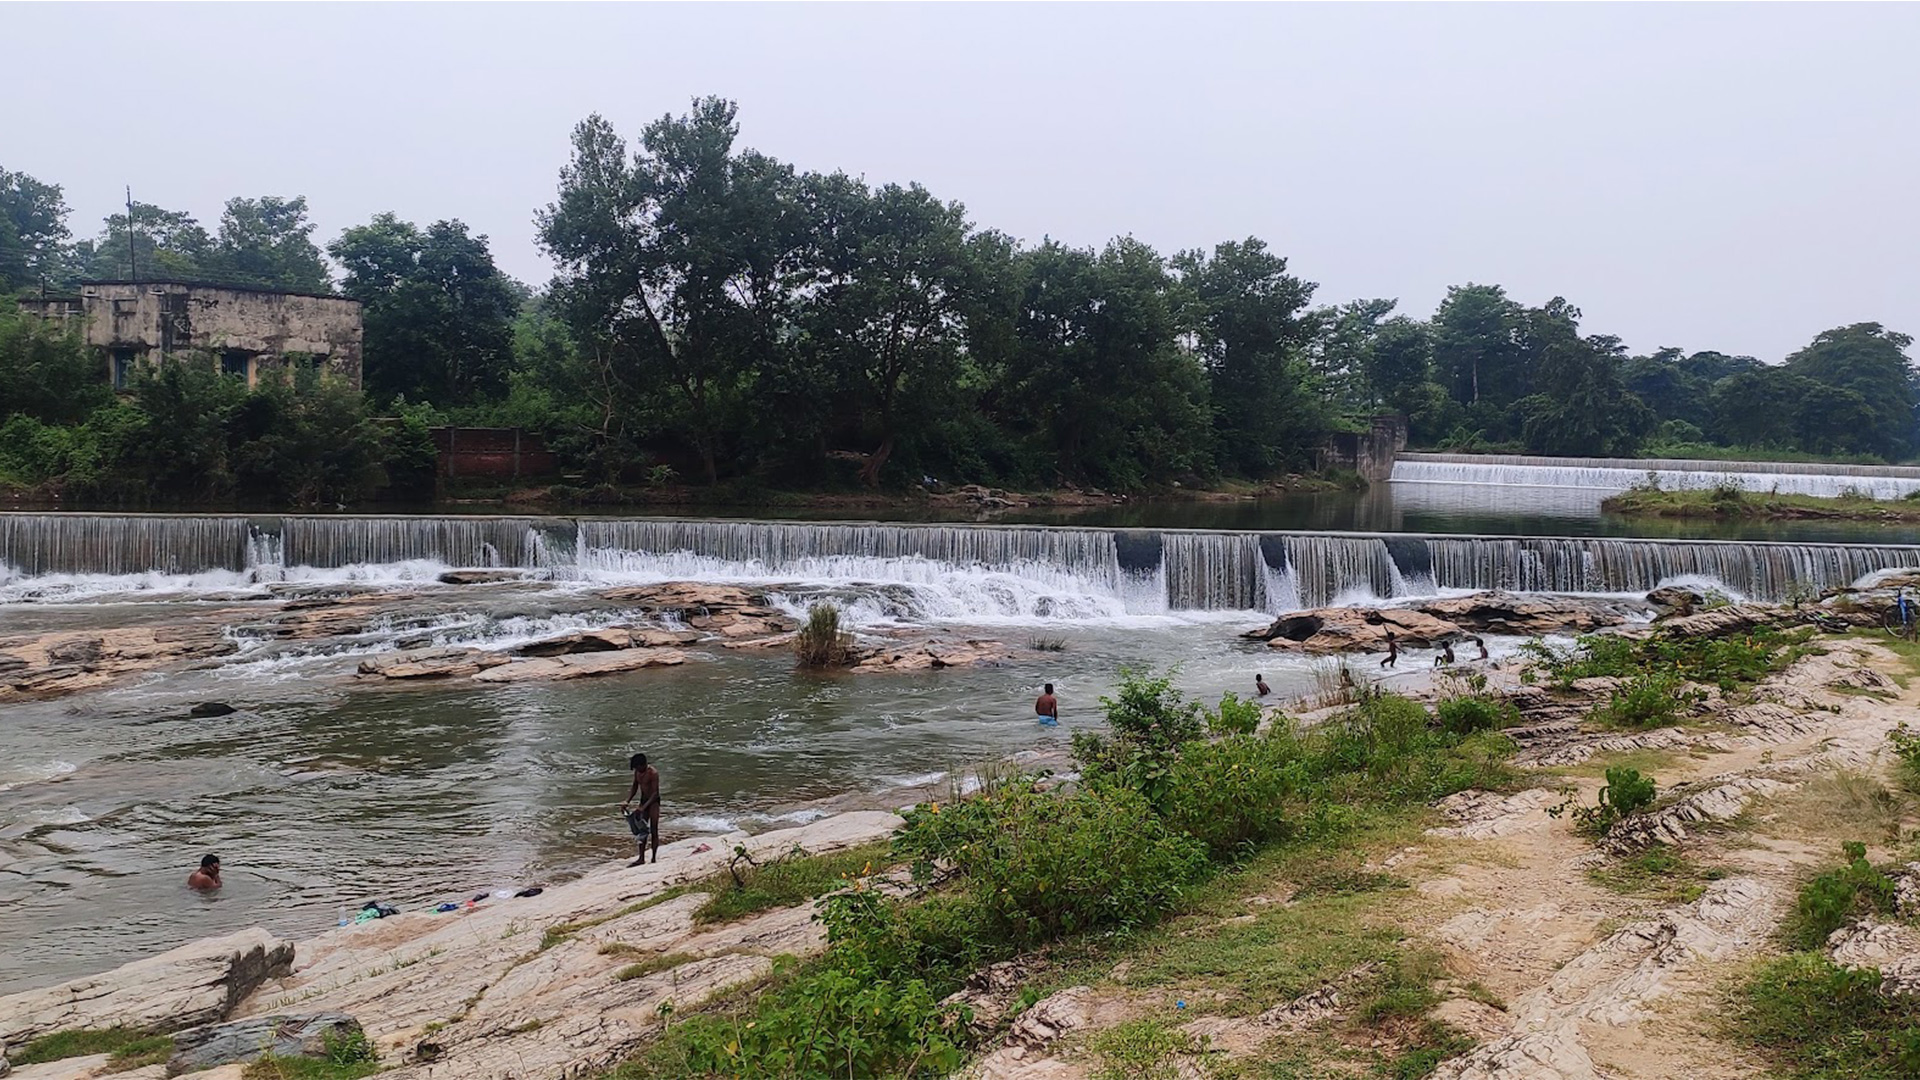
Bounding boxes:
[3,460,1917,992]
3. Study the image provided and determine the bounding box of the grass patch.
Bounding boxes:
[692,841,892,925]
[1729,952,1920,1079]
[1586,844,1726,904]
[240,1027,377,1080]
[1782,770,1910,846]
[1088,1017,1215,1080]
[1029,635,1066,652]
[614,951,702,981]
[15,1028,174,1067]
[1781,842,1900,952]
[1604,485,1920,523]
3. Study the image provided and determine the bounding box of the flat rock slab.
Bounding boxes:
[1248,606,1462,653]
[357,648,511,680]
[168,1012,361,1074]
[472,649,688,682]
[1415,591,1648,635]
[0,928,293,1049]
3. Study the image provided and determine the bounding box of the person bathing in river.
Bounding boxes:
[1433,640,1456,668]
[1255,674,1271,698]
[621,753,661,866]
[1380,631,1399,669]
[1473,636,1489,661]
[187,853,221,891]
[1035,683,1060,726]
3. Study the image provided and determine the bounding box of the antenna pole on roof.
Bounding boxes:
[125,186,138,283]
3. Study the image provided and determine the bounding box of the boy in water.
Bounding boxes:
[621,753,661,866]
[1035,683,1060,726]
[187,853,221,891]
[1380,631,1399,669]
[1255,674,1271,697]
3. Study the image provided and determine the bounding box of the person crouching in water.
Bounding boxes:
[622,753,661,866]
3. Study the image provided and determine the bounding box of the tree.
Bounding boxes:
[234,369,390,507]
[207,196,330,291]
[1433,283,1525,408]
[1175,238,1322,475]
[1306,297,1394,410]
[77,201,211,281]
[1512,299,1653,457]
[0,307,110,424]
[799,177,977,485]
[1782,323,1917,459]
[1004,237,1212,490]
[538,100,811,484]
[0,167,70,292]
[331,213,521,404]
[1363,316,1434,413]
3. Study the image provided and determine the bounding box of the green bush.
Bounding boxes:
[894,779,1209,944]
[1555,766,1656,837]
[794,603,852,668]
[1783,842,1899,952]
[1159,730,1305,859]
[1889,726,1920,794]
[1435,693,1517,736]
[1592,673,1694,729]
[1072,669,1208,809]
[1732,952,1920,1080]
[1207,691,1262,736]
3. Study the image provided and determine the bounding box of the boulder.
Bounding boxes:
[1246,607,1462,654]
[167,1013,362,1075]
[629,628,702,648]
[849,639,1013,672]
[0,627,240,702]
[597,582,797,640]
[187,703,236,718]
[356,648,511,680]
[514,628,632,657]
[0,928,293,1049]
[1654,603,1796,639]
[471,650,688,683]
[1646,584,1706,613]
[1415,591,1648,636]
[435,570,527,586]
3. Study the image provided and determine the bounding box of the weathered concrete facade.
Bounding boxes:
[20,281,362,390]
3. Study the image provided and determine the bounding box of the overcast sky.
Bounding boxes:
[5,3,1916,361]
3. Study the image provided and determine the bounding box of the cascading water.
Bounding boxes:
[5,513,1920,612]
[1392,452,1920,499]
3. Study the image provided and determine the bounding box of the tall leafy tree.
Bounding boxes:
[207,196,330,291]
[1432,283,1525,408]
[331,213,521,404]
[538,99,810,484]
[1782,323,1917,459]
[0,167,71,292]
[1512,298,1653,456]
[1175,238,1321,474]
[77,201,211,281]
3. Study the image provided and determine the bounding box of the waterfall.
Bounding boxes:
[6,512,1920,613]
[1392,452,1920,499]
[0,514,251,576]
[279,517,549,569]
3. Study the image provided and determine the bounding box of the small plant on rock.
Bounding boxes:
[1783,841,1899,951]
[1551,766,1657,838]
[794,602,854,668]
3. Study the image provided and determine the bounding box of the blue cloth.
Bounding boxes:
[1036,714,1059,726]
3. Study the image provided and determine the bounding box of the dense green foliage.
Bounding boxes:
[6,99,1917,506]
[626,673,1513,1078]
[1782,841,1899,952]
[1732,953,1920,1080]
[1524,627,1799,694]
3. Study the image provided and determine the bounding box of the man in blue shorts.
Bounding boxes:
[1035,683,1060,726]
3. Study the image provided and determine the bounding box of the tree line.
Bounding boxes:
[2,98,1916,507]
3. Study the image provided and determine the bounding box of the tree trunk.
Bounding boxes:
[858,434,895,488]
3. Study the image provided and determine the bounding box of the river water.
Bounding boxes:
[3,467,1917,992]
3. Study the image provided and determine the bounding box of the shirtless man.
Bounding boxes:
[1255,674,1271,698]
[1380,631,1399,669]
[187,854,221,891]
[621,753,661,866]
[1035,683,1060,726]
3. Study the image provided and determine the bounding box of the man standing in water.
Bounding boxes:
[622,753,661,866]
[1380,631,1399,669]
[1035,683,1060,726]
[187,854,221,890]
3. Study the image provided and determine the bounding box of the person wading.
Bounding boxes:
[1035,683,1060,726]
[1380,631,1399,669]
[622,753,661,866]
[1255,673,1271,698]
[187,853,221,891]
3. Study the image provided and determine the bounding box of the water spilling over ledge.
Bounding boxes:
[1392,452,1920,499]
[5,513,1919,611]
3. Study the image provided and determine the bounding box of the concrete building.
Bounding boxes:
[19,280,363,390]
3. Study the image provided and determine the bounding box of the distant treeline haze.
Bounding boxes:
[1,97,1914,506]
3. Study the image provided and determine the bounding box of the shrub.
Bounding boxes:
[1435,693,1517,736]
[1889,726,1920,794]
[894,779,1209,945]
[794,603,853,668]
[1072,669,1207,809]
[1731,952,1920,1080]
[1554,766,1656,837]
[1159,731,1304,859]
[1783,842,1899,952]
[1206,691,1262,736]
[1592,673,1694,729]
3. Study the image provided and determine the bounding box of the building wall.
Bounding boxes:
[1316,414,1408,482]
[431,427,560,479]
[71,282,363,388]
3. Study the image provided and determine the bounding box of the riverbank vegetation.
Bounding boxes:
[4,101,1917,510]
[606,671,1519,1078]
[1604,482,1920,523]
